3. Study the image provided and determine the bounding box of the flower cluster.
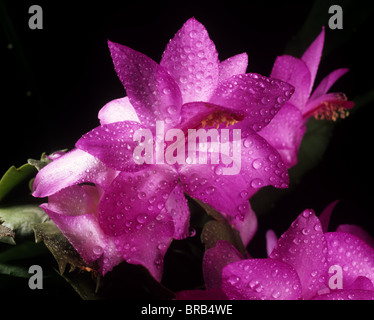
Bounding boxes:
[31,18,360,299]
[177,205,374,300]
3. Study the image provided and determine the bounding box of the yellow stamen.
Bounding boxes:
[200,108,241,129]
[313,93,351,122]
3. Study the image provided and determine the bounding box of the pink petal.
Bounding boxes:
[165,184,190,240]
[98,96,140,125]
[258,102,304,168]
[301,27,325,95]
[209,73,294,131]
[325,232,374,287]
[222,258,302,300]
[75,121,149,172]
[219,53,248,83]
[313,289,374,300]
[32,149,117,198]
[203,240,244,289]
[310,68,349,101]
[110,211,174,281]
[266,229,278,257]
[270,209,328,299]
[176,289,228,300]
[98,165,178,237]
[160,17,219,103]
[336,224,374,248]
[347,276,374,291]
[178,129,288,223]
[47,185,100,216]
[108,40,183,127]
[233,203,257,247]
[41,205,123,275]
[270,55,311,108]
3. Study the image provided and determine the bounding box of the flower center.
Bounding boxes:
[312,93,352,121]
[200,105,243,129]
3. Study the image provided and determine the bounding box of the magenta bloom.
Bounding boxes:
[32,18,293,279]
[259,28,354,167]
[178,207,374,300]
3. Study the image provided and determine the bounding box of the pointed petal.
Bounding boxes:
[310,68,349,101]
[347,276,374,291]
[110,212,174,281]
[270,209,328,299]
[266,229,278,257]
[179,128,288,223]
[160,17,219,103]
[301,27,325,94]
[258,102,304,168]
[41,205,122,275]
[325,232,374,287]
[98,96,140,125]
[98,165,178,237]
[219,53,248,83]
[165,184,190,240]
[222,258,302,300]
[209,73,294,131]
[233,203,257,247]
[108,40,182,126]
[75,121,150,172]
[32,149,117,198]
[336,225,374,248]
[270,55,311,109]
[203,240,244,289]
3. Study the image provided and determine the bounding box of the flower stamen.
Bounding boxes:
[312,93,352,122]
[201,106,242,129]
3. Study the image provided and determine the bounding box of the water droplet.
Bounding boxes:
[240,190,248,199]
[93,246,103,255]
[228,275,240,285]
[206,186,216,195]
[250,178,264,188]
[167,105,177,114]
[271,290,281,299]
[138,192,146,199]
[243,137,253,148]
[162,87,171,95]
[189,30,197,38]
[157,243,167,251]
[214,165,223,175]
[252,159,263,170]
[189,227,196,237]
[136,214,148,224]
[237,204,248,212]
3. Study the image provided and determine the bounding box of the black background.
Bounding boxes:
[1,0,374,297]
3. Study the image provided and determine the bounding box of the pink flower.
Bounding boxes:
[32,18,294,279]
[259,28,354,167]
[178,205,374,300]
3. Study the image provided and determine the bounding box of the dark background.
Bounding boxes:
[1,0,374,296]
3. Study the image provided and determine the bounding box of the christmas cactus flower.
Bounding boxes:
[178,206,374,300]
[32,17,294,278]
[259,27,354,167]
